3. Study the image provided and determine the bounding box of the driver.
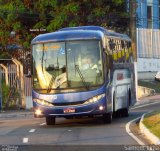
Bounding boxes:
[81,54,99,73]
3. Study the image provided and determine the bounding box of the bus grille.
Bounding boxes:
[52,101,85,106]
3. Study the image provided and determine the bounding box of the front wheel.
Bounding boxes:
[46,117,56,125]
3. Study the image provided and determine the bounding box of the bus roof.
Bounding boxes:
[31,26,130,44]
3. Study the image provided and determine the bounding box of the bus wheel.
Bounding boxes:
[121,94,129,117]
[121,91,131,117]
[103,113,112,124]
[121,108,129,117]
[113,110,120,118]
[46,117,56,125]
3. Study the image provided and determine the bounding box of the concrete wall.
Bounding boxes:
[137,58,160,72]
[138,86,155,98]
[138,72,156,80]
[137,58,160,80]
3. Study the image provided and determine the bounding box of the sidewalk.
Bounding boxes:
[0,110,33,119]
[136,94,160,106]
[139,94,160,101]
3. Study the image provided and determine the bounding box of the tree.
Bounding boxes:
[0,0,129,55]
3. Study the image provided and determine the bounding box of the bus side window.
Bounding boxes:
[127,42,131,48]
[109,39,115,50]
[121,41,125,49]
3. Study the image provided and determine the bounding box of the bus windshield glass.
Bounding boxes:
[32,40,103,92]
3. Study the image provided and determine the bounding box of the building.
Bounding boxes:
[136,0,160,79]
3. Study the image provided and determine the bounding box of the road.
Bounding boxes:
[0,100,160,151]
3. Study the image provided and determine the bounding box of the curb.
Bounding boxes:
[139,113,160,145]
[0,112,33,119]
[126,116,145,145]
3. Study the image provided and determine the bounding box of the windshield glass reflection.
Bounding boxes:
[32,40,104,92]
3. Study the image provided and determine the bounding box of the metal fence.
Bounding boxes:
[24,75,32,109]
[137,28,160,58]
[0,63,32,109]
[0,64,17,87]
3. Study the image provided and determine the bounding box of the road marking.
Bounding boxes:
[40,123,46,126]
[29,129,36,133]
[131,101,160,110]
[23,138,28,143]
[126,116,145,145]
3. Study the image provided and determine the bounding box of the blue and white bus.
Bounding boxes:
[31,26,136,125]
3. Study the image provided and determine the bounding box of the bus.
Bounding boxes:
[31,26,136,125]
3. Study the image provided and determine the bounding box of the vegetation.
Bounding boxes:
[1,79,20,109]
[0,0,129,55]
[143,110,160,138]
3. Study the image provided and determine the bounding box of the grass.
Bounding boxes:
[143,110,160,138]
[138,80,160,94]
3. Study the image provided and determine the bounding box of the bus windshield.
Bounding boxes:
[32,40,104,92]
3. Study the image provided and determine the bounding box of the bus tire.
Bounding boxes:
[121,91,130,117]
[46,117,56,125]
[113,93,120,118]
[121,108,129,117]
[103,113,112,124]
[128,89,131,106]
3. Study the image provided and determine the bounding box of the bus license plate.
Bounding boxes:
[64,108,75,113]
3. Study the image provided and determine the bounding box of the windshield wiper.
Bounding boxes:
[47,73,56,93]
[75,65,89,90]
[41,48,45,72]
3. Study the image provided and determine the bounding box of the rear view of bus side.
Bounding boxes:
[31,26,136,125]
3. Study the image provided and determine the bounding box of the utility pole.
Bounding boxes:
[130,0,139,103]
[130,0,137,61]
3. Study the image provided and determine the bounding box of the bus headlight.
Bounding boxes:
[84,94,105,104]
[33,98,54,107]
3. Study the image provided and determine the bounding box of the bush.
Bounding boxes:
[1,79,21,109]
[0,51,11,59]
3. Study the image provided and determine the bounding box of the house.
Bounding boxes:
[136,0,160,79]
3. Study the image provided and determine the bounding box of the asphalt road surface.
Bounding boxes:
[0,100,160,151]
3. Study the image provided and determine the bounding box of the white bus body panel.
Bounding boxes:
[112,69,131,111]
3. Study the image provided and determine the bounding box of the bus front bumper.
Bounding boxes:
[33,100,106,118]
